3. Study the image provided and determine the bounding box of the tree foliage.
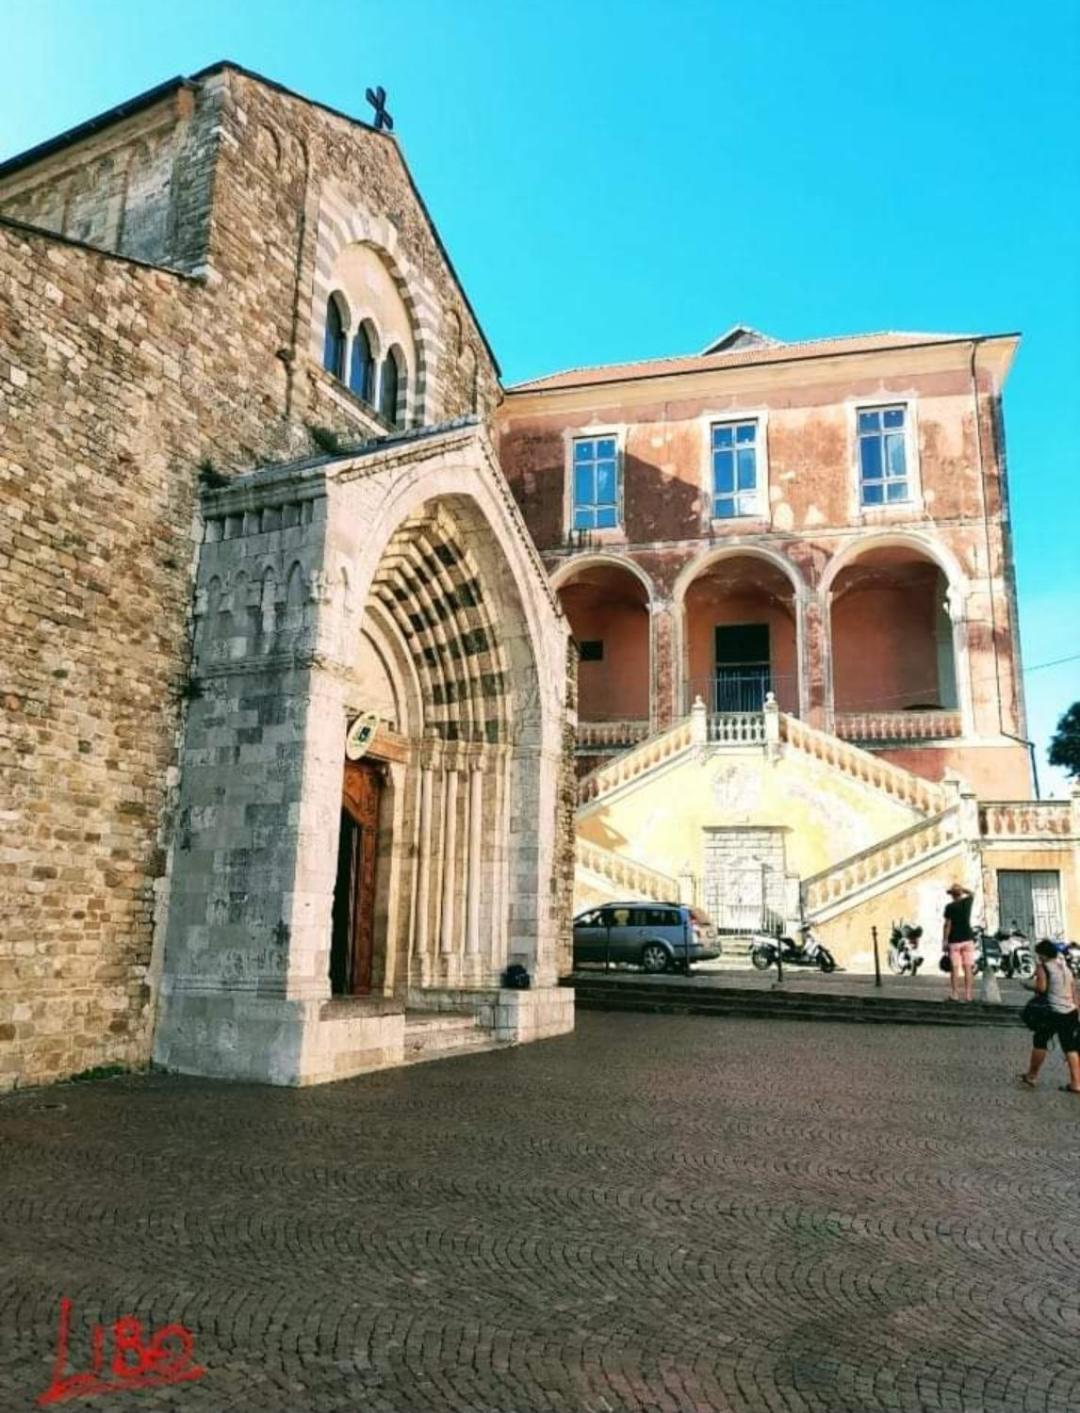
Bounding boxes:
[1048,701,1080,779]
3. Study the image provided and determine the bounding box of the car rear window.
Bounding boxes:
[638,907,678,926]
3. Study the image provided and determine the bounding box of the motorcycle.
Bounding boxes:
[751,924,836,974]
[971,927,1031,977]
[887,922,923,975]
[996,927,1034,980]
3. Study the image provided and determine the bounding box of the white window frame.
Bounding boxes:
[846,396,923,520]
[563,425,626,542]
[698,409,771,530]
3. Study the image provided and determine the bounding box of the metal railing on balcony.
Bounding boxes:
[683,670,796,715]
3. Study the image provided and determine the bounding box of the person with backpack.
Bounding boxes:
[1019,939,1080,1093]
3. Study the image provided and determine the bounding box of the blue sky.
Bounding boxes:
[4,0,1078,792]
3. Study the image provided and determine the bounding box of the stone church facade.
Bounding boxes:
[0,64,574,1089]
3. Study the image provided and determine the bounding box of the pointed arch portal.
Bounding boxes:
[155,426,573,1086]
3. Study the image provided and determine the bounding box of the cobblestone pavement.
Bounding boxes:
[1,1013,1078,1413]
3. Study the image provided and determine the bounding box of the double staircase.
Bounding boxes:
[573,700,968,940]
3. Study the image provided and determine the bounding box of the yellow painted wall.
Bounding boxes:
[577,746,921,886]
[573,743,1080,969]
[813,855,963,970]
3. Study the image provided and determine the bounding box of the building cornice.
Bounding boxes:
[503,333,1021,410]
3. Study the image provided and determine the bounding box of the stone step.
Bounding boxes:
[567,977,1022,1028]
[402,1012,502,1064]
[706,942,763,971]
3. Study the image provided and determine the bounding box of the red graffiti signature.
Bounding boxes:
[37,1296,205,1406]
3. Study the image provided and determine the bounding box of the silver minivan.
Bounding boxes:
[572,901,721,973]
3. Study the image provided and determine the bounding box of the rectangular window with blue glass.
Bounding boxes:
[711,420,759,518]
[858,405,909,505]
[572,436,619,530]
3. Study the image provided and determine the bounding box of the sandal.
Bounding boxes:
[1058,1085,1080,1094]
[1019,1075,1037,1088]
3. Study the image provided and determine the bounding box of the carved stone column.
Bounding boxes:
[465,757,484,960]
[439,766,459,959]
[413,762,435,982]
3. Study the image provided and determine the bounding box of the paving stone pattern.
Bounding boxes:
[1,1013,1078,1413]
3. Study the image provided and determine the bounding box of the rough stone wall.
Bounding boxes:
[0,62,501,433]
[201,67,500,432]
[0,201,335,1088]
[0,231,207,1089]
[0,85,219,271]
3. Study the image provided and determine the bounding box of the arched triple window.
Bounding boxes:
[323,293,348,380]
[379,345,406,427]
[349,320,377,404]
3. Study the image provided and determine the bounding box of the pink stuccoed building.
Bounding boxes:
[497,324,1032,800]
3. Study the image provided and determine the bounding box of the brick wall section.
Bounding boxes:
[0,65,522,1088]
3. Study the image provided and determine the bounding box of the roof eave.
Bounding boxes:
[505,331,1025,398]
[0,74,194,183]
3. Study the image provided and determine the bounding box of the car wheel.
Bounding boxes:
[640,943,671,974]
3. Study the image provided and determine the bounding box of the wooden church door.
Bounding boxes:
[330,759,384,995]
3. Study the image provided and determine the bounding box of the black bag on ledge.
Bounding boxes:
[502,964,531,990]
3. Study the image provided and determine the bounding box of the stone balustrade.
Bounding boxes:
[576,719,651,749]
[802,807,961,914]
[575,839,680,903]
[708,713,766,744]
[780,713,946,815]
[834,710,962,744]
[979,801,1073,839]
[578,719,694,806]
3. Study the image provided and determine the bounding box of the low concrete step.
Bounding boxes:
[567,977,1022,1027]
[402,1012,503,1064]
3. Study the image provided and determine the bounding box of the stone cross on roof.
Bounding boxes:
[365,85,394,132]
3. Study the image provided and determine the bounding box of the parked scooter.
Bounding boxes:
[972,926,1005,977]
[887,921,923,975]
[751,923,836,974]
[997,925,1035,980]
